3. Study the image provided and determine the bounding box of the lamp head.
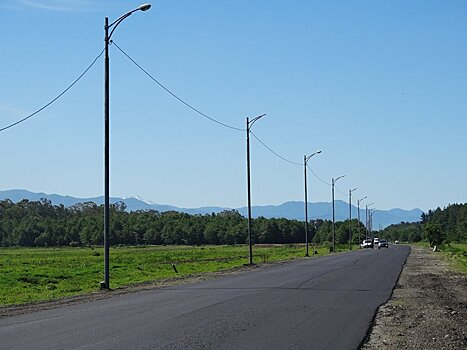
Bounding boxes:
[139,3,151,11]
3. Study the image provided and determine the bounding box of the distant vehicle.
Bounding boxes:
[378,240,389,249]
[395,240,400,244]
[373,237,379,245]
[361,239,373,248]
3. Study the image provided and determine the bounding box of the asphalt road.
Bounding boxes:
[0,245,409,349]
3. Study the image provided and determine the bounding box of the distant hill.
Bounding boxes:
[0,189,423,229]
[235,201,423,229]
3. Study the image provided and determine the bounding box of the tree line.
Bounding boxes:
[0,199,367,247]
[381,203,466,244]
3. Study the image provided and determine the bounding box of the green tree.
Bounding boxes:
[423,222,446,247]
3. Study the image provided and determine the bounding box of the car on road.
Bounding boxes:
[378,240,389,249]
[373,237,379,246]
[361,239,373,248]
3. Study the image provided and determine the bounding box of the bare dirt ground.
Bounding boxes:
[361,246,467,350]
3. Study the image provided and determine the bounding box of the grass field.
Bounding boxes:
[438,243,467,273]
[0,244,350,306]
[415,242,467,273]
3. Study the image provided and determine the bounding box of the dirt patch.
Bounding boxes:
[361,246,467,350]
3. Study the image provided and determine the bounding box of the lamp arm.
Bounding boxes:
[108,12,134,40]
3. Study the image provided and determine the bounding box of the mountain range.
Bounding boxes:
[0,189,424,229]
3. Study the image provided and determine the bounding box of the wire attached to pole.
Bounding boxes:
[0,48,105,133]
[112,40,244,132]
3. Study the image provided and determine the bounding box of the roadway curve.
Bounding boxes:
[0,245,409,349]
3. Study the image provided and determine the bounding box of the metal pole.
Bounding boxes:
[365,205,368,239]
[304,155,309,256]
[349,190,352,250]
[246,117,253,265]
[357,200,361,246]
[101,4,151,290]
[332,178,335,252]
[103,16,110,289]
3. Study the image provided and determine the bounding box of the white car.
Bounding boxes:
[361,239,373,248]
[378,240,389,248]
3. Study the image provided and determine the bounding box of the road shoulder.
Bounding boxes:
[361,245,466,349]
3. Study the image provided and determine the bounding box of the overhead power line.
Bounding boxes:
[112,41,244,132]
[113,41,345,195]
[335,186,348,198]
[0,48,105,133]
[0,42,363,209]
[251,131,343,192]
[250,131,302,166]
[250,130,340,191]
[307,165,332,186]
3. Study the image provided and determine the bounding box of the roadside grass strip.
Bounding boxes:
[0,244,335,305]
[439,243,467,273]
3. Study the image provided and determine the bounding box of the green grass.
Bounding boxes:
[413,241,467,274]
[438,243,467,273]
[0,244,336,306]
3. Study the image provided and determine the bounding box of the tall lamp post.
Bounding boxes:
[246,114,266,265]
[369,209,376,236]
[102,3,151,289]
[332,175,345,252]
[357,196,367,246]
[348,188,357,250]
[304,150,322,256]
[365,202,374,240]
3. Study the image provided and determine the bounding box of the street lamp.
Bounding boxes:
[348,188,357,250]
[304,150,322,256]
[357,196,367,246]
[246,114,266,265]
[365,202,374,239]
[369,208,376,236]
[102,3,151,290]
[332,175,345,252]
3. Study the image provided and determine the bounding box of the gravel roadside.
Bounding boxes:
[361,245,466,350]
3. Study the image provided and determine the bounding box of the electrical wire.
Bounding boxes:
[305,164,360,202]
[113,41,348,188]
[335,187,347,197]
[250,131,302,166]
[0,41,367,209]
[250,131,357,199]
[307,164,332,186]
[112,41,244,132]
[0,48,105,133]
[112,41,363,202]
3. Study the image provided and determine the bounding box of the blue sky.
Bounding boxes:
[1,0,466,212]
